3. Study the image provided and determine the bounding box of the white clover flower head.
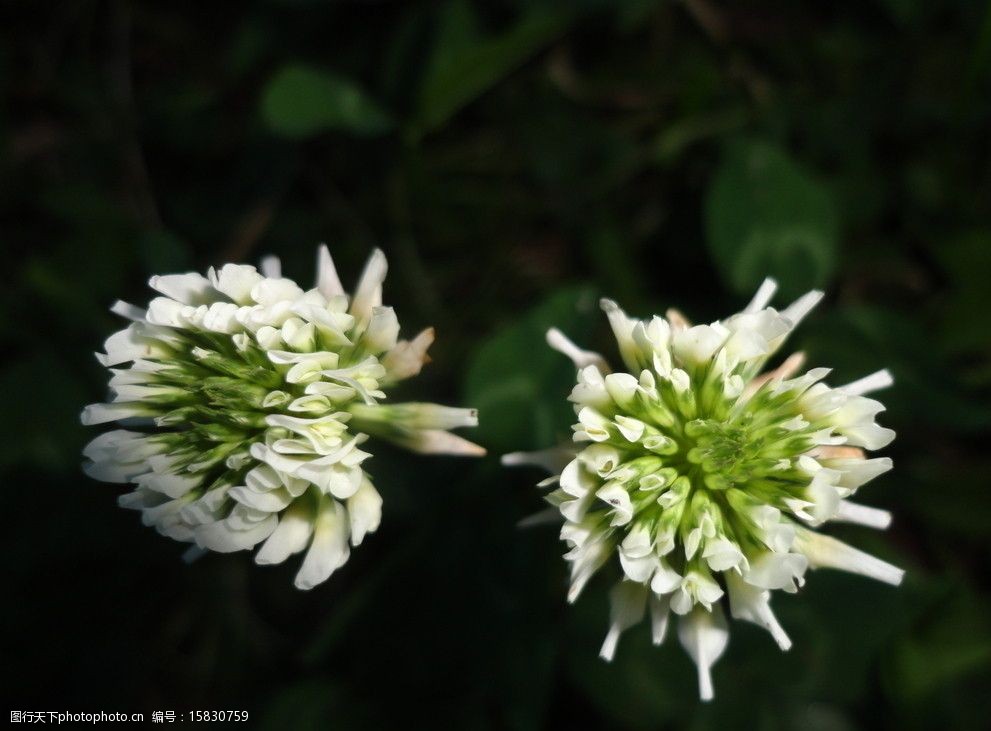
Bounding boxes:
[504,279,901,700]
[82,246,482,590]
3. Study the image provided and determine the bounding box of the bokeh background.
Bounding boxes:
[4,1,991,728]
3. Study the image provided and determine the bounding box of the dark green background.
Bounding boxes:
[3,1,990,728]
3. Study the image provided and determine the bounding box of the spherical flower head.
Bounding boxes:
[504,279,901,700]
[82,246,483,590]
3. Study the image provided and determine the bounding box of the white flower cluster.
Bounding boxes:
[82,247,482,590]
[504,279,901,700]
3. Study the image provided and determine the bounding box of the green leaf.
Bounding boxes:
[705,139,839,299]
[261,64,393,138]
[464,286,599,454]
[413,4,576,137]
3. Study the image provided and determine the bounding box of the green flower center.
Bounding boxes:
[574,367,826,573]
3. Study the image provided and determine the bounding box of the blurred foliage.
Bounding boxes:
[705,138,838,299]
[2,0,990,729]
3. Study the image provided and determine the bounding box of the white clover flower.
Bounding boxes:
[83,246,483,590]
[504,279,901,700]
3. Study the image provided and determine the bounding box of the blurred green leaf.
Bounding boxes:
[518,97,641,202]
[464,286,598,454]
[425,0,481,74]
[804,306,991,434]
[566,624,684,729]
[0,354,88,472]
[652,107,749,165]
[413,3,576,136]
[261,64,393,138]
[257,680,347,731]
[138,229,193,273]
[705,139,839,299]
[902,456,991,540]
[884,586,991,703]
[933,230,991,355]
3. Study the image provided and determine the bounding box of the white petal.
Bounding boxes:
[501,448,576,474]
[118,487,167,511]
[195,512,277,553]
[614,415,646,442]
[226,503,273,529]
[600,581,648,661]
[596,483,633,526]
[350,248,387,322]
[743,278,778,313]
[794,527,904,585]
[394,429,486,456]
[780,289,824,328]
[363,306,401,353]
[546,328,610,372]
[600,299,642,371]
[843,422,896,450]
[725,571,791,650]
[260,255,281,278]
[316,244,345,298]
[80,402,148,425]
[251,277,304,307]
[804,471,842,525]
[96,325,162,366]
[576,406,612,442]
[180,486,231,525]
[228,485,293,512]
[110,300,147,321]
[201,302,242,333]
[604,373,639,409]
[255,500,314,565]
[678,605,729,702]
[826,456,893,490]
[83,459,141,483]
[620,522,654,558]
[702,538,746,572]
[833,500,892,529]
[672,325,726,367]
[560,459,595,498]
[244,464,284,492]
[294,496,350,590]
[649,560,682,594]
[566,538,611,603]
[82,430,157,482]
[559,490,595,524]
[208,263,264,305]
[744,551,808,592]
[382,327,434,381]
[149,272,214,305]
[581,444,625,477]
[649,593,671,645]
[299,462,365,500]
[619,551,658,583]
[838,369,894,396]
[346,478,382,546]
[135,471,202,499]
[360,402,478,431]
[147,297,189,327]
